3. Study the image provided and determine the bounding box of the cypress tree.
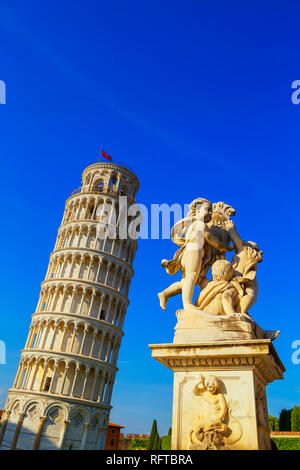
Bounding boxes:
[153,433,160,450]
[148,420,158,450]
[279,409,292,431]
[291,406,300,431]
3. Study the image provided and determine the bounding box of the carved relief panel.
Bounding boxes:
[173,370,260,450]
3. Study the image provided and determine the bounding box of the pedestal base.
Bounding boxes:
[149,339,284,450]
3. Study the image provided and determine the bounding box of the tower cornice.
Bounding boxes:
[20,348,119,372]
[48,247,134,274]
[39,278,130,304]
[30,311,125,336]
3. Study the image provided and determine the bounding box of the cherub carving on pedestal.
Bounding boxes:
[189,375,229,450]
[189,374,243,450]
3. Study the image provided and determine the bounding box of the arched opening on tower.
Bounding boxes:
[93,178,104,193]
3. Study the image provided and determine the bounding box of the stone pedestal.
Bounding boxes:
[149,338,285,450]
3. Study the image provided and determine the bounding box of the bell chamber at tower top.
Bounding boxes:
[60,163,140,251]
[69,162,139,204]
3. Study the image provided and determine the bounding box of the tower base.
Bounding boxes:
[0,391,110,450]
[149,339,284,450]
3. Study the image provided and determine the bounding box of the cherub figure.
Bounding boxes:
[190,375,228,450]
[226,219,263,315]
[194,259,246,316]
[158,198,233,311]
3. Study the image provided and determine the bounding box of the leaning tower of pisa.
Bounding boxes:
[0,161,139,450]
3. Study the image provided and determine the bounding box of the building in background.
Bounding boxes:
[104,422,124,449]
[118,432,150,450]
[0,161,139,450]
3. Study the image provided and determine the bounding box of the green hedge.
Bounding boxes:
[161,435,171,450]
[131,436,299,450]
[130,438,148,450]
[271,438,300,450]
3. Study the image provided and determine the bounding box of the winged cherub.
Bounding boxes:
[158,198,234,311]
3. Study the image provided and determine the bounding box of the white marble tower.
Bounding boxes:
[0,161,139,450]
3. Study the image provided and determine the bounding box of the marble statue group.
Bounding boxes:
[158,198,265,320]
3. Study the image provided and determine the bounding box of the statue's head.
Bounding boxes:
[204,375,219,394]
[211,260,234,281]
[244,241,263,263]
[189,198,212,223]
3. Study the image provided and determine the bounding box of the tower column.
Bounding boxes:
[58,419,71,449]
[0,411,11,445]
[32,416,46,450]
[80,423,90,450]
[10,412,25,450]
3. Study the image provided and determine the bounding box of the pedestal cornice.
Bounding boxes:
[149,339,285,384]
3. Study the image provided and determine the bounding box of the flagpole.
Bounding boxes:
[98,145,102,162]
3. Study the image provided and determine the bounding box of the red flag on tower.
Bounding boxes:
[102,149,112,161]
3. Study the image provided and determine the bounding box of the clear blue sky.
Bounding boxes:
[0,0,300,435]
